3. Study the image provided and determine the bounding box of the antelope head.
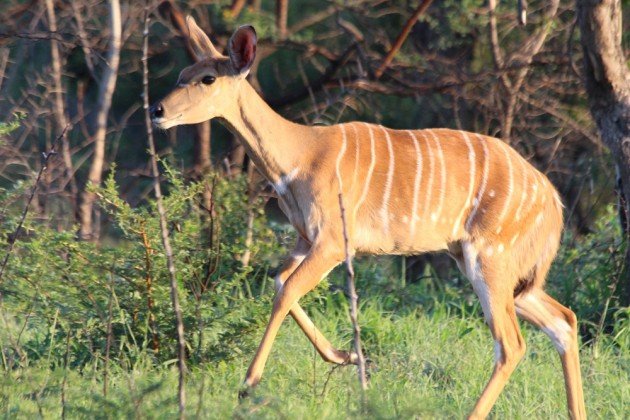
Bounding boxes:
[151,17,257,129]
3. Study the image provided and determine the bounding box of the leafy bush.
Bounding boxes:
[549,205,628,341]
[1,165,285,370]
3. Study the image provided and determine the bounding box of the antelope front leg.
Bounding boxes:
[276,238,357,365]
[242,242,342,392]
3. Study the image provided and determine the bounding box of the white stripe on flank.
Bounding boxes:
[521,170,539,222]
[380,126,395,235]
[335,124,347,192]
[452,131,476,237]
[354,123,377,218]
[429,130,446,223]
[466,134,490,231]
[408,130,423,238]
[351,124,360,193]
[495,141,514,233]
[420,131,435,221]
[514,156,528,222]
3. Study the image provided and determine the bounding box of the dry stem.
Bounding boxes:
[142,2,186,417]
[337,193,368,394]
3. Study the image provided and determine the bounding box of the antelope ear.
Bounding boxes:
[228,25,257,75]
[185,16,221,60]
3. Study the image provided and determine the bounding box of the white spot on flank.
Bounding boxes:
[380,126,395,235]
[488,189,496,198]
[354,123,377,218]
[495,142,513,234]
[486,246,494,256]
[428,130,446,224]
[510,234,519,246]
[497,243,504,253]
[452,132,476,237]
[408,130,423,238]
[535,212,544,225]
[274,167,299,195]
[402,215,409,224]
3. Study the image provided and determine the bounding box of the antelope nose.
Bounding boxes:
[150,103,164,119]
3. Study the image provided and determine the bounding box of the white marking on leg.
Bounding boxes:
[335,125,347,192]
[274,254,306,291]
[463,242,491,324]
[428,130,446,223]
[542,317,573,354]
[354,123,377,217]
[408,130,423,237]
[452,132,476,237]
[380,126,395,235]
[466,134,490,231]
[273,167,299,195]
[494,340,503,363]
[495,142,514,234]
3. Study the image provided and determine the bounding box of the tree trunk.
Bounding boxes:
[78,0,121,240]
[45,0,78,210]
[577,0,630,305]
[276,0,288,40]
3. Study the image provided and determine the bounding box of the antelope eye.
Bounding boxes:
[201,75,216,85]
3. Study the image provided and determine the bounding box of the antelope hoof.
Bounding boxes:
[238,385,253,401]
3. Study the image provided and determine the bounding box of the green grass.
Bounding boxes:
[2,299,628,419]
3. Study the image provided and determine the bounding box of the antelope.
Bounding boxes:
[151,17,586,419]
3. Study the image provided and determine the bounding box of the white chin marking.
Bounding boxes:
[152,119,174,130]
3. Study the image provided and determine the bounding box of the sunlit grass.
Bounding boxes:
[2,299,628,419]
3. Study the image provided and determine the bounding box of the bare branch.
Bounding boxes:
[337,193,368,394]
[142,2,186,416]
[0,124,70,283]
[374,0,434,79]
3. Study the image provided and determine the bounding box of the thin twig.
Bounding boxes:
[103,272,114,398]
[142,3,186,417]
[337,193,368,395]
[0,124,69,283]
[374,0,434,79]
[61,330,71,420]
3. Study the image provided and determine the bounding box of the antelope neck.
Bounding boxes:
[225,82,313,184]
